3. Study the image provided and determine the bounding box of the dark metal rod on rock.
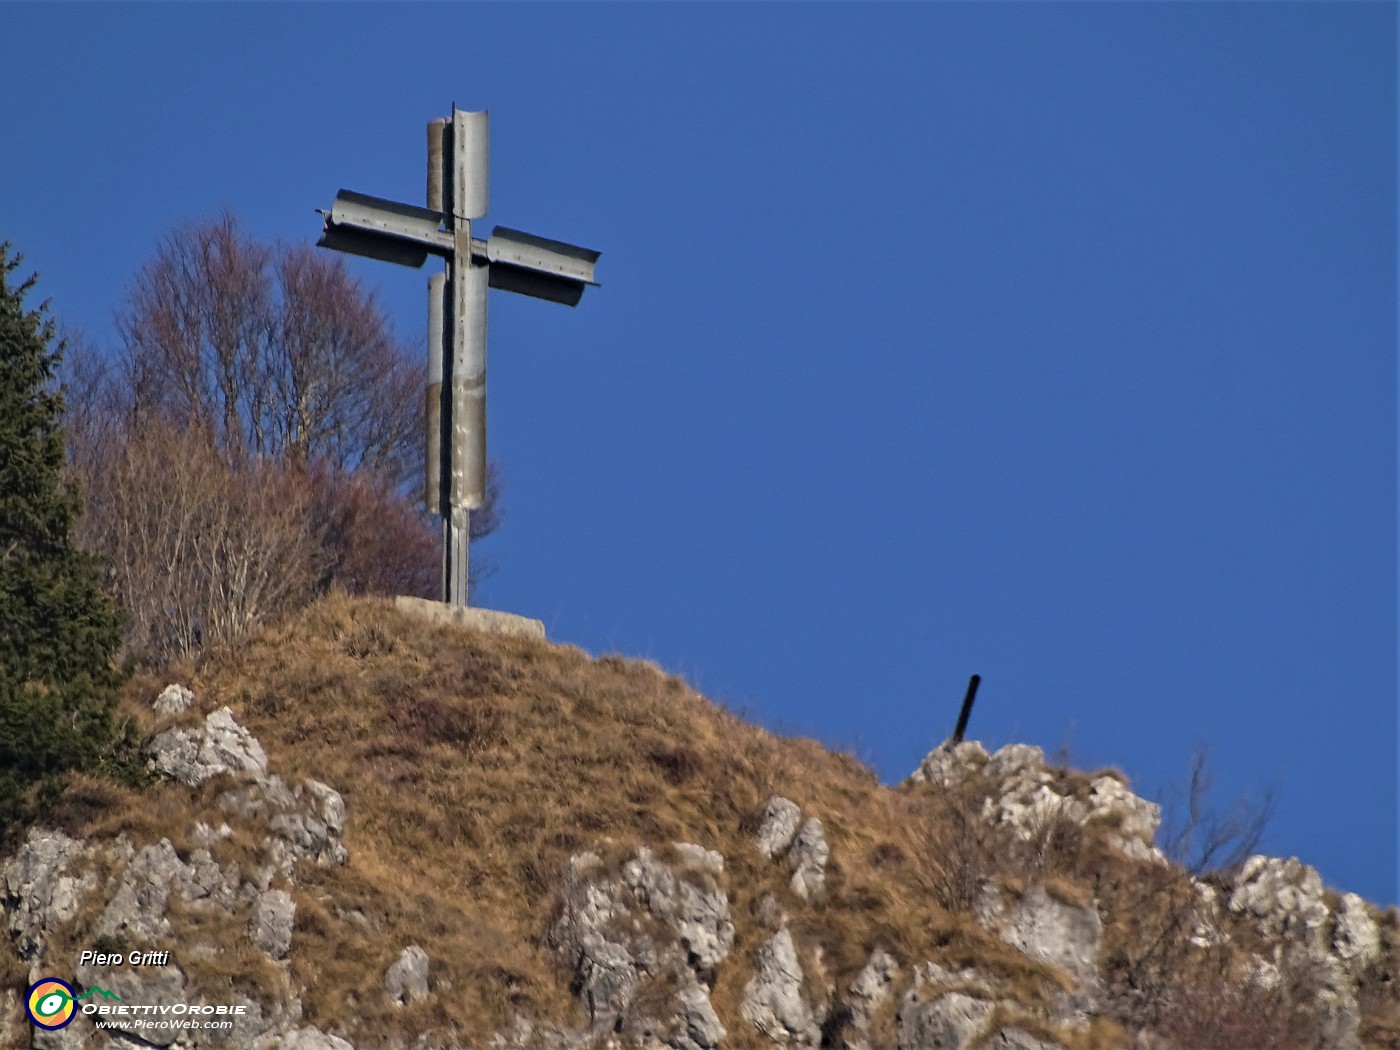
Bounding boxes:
[949,674,981,745]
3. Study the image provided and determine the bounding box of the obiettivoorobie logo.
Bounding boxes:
[25,978,120,1030]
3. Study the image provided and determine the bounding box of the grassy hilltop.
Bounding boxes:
[6,595,1397,1049]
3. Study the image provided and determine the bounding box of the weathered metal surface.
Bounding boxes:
[326,189,452,253]
[487,264,587,307]
[427,118,447,214]
[451,109,489,219]
[448,239,488,512]
[484,228,599,306]
[446,506,470,608]
[486,227,599,283]
[317,104,599,608]
[426,272,446,513]
[316,225,430,268]
[443,113,488,607]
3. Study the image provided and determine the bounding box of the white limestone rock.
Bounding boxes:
[986,1028,1067,1050]
[1333,892,1381,977]
[979,883,1102,989]
[907,740,988,787]
[755,892,787,931]
[986,743,1049,783]
[257,1029,356,1050]
[1086,775,1163,861]
[2,829,94,962]
[96,838,183,941]
[1229,855,1330,949]
[897,990,993,1050]
[250,889,296,959]
[911,960,1001,998]
[148,706,268,785]
[740,928,820,1044]
[621,846,735,973]
[918,740,1164,863]
[788,817,829,901]
[153,683,195,715]
[384,945,431,1005]
[756,796,803,858]
[983,784,1085,842]
[175,846,239,910]
[1187,880,1226,949]
[843,948,899,1050]
[670,981,727,1050]
[982,749,1165,864]
[219,775,348,868]
[550,844,734,1040]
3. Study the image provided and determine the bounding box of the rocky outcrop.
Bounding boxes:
[755,796,802,858]
[978,883,1102,990]
[0,687,341,1049]
[153,682,195,716]
[256,1029,356,1050]
[148,705,269,785]
[549,844,733,1045]
[753,796,831,904]
[841,948,898,1050]
[673,983,727,1050]
[908,740,989,787]
[3,829,93,966]
[384,945,431,1005]
[897,989,993,1050]
[1333,891,1381,978]
[96,838,183,941]
[984,1029,1064,1050]
[219,774,349,869]
[739,928,820,1044]
[251,888,297,959]
[1226,854,1375,1050]
[3,673,1391,1050]
[909,742,1164,863]
[894,963,1075,1050]
[787,818,828,902]
[1229,854,1330,947]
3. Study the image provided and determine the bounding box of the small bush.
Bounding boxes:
[1150,962,1316,1050]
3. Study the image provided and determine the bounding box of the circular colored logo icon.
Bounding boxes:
[26,978,77,1030]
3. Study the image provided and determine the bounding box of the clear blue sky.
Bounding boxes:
[2,3,1394,906]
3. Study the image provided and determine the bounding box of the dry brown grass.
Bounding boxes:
[1357,907,1400,1049]
[10,594,1363,1049]
[160,594,1077,1044]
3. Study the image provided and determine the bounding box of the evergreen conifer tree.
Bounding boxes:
[0,243,127,832]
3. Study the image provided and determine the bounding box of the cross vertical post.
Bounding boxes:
[317,106,600,608]
[451,109,488,606]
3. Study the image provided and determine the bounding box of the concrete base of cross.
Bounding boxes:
[393,595,546,641]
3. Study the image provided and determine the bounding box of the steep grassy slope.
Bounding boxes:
[204,596,1079,1042]
[9,595,1396,1048]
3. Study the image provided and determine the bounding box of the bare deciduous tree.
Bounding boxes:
[80,421,320,662]
[116,212,423,486]
[1161,746,1275,877]
[64,213,502,662]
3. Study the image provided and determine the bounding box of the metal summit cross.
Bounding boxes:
[316,108,600,607]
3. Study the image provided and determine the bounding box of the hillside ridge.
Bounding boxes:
[2,596,1395,1049]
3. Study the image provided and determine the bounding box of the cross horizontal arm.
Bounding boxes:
[318,191,602,306]
[486,228,599,285]
[319,189,454,266]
